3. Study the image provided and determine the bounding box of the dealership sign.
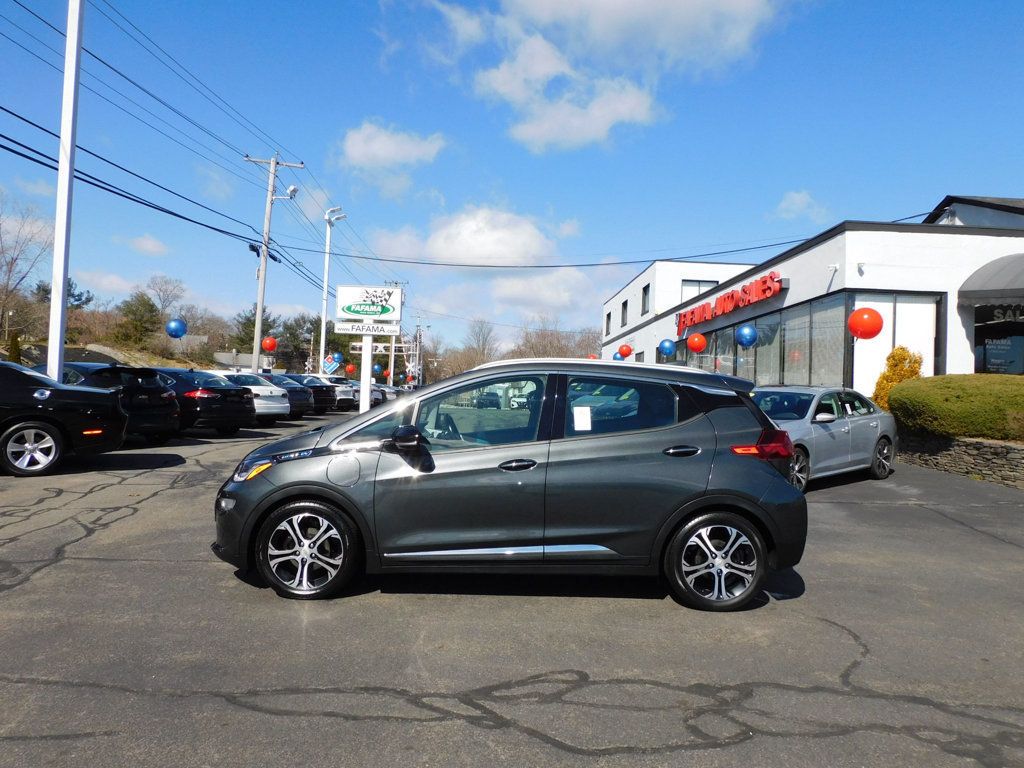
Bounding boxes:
[336,285,403,323]
[676,271,785,335]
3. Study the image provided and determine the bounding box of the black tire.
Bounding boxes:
[663,511,767,611]
[790,446,810,491]
[255,500,361,599]
[0,421,64,477]
[215,425,240,436]
[869,437,894,480]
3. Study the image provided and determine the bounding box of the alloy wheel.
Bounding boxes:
[790,449,809,491]
[874,439,892,477]
[5,428,58,472]
[266,513,345,591]
[681,525,757,602]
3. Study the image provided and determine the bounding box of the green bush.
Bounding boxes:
[889,374,1024,441]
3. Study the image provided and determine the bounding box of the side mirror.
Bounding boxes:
[813,412,837,424]
[391,425,425,452]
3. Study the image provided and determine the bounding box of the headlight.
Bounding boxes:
[232,449,314,482]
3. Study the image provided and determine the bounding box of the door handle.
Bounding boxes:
[840,427,850,433]
[498,459,537,472]
[869,421,878,427]
[663,445,701,457]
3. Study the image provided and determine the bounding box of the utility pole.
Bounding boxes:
[46,0,84,381]
[245,153,303,372]
[320,207,345,373]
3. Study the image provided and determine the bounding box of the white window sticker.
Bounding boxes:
[572,406,592,432]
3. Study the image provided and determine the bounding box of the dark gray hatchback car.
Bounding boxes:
[212,359,807,611]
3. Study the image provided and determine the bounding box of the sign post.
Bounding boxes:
[336,286,403,414]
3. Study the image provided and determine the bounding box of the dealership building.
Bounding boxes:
[601,196,1024,392]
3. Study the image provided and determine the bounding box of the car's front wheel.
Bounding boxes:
[663,512,767,611]
[790,447,810,491]
[1,421,64,477]
[255,500,360,599]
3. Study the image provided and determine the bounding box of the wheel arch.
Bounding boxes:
[241,483,375,571]
[654,495,781,571]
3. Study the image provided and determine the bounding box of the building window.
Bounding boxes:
[605,312,611,335]
[754,313,782,386]
[635,351,645,362]
[974,304,1023,374]
[782,305,811,385]
[621,300,628,327]
[681,279,718,303]
[810,294,846,386]
[713,327,735,376]
[641,283,651,315]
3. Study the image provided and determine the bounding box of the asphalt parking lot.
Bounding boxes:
[1,416,1022,768]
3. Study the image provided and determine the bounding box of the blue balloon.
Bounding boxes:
[612,352,624,361]
[165,318,187,339]
[735,324,758,348]
[658,338,676,357]
[372,363,383,374]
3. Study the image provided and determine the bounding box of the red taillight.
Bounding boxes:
[183,389,221,399]
[731,428,794,459]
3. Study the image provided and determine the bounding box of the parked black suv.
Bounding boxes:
[213,359,806,611]
[156,369,255,435]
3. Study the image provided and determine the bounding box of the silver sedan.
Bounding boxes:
[751,386,898,491]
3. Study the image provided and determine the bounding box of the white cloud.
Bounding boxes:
[339,122,446,170]
[509,77,654,152]
[491,266,589,314]
[435,0,784,152]
[197,166,233,201]
[372,206,556,267]
[433,1,488,50]
[127,234,169,256]
[557,218,580,237]
[74,270,134,296]
[773,190,829,224]
[15,178,55,197]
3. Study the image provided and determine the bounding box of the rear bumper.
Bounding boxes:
[760,482,807,569]
[253,401,290,416]
[127,411,180,435]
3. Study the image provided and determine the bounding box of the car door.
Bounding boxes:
[839,391,881,469]
[809,392,852,474]
[543,374,715,564]
[373,374,551,562]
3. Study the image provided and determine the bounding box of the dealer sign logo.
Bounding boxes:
[676,271,784,335]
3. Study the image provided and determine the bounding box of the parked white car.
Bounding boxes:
[304,374,356,411]
[208,372,290,425]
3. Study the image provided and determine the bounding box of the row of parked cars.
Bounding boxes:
[0,360,403,476]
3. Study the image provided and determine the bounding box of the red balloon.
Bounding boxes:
[406,375,415,383]
[345,363,356,375]
[848,308,884,339]
[261,336,277,352]
[789,348,803,363]
[686,333,707,353]
[383,370,391,378]
[617,344,633,358]
[586,354,598,359]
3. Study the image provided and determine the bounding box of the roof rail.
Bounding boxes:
[470,357,705,374]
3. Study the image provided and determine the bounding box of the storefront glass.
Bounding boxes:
[713,327,735,375]
[975,304,1024,374]
[754,313,781,385]
[810,294,846,385]
[782,305,810,385]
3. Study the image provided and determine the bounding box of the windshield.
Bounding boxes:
[226,374,268,386]
[751,391,815,421]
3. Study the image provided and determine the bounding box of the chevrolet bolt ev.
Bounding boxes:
[213,360,807,611]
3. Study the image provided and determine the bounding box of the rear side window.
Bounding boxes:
[566,376,677,436]
[839,392,875,416]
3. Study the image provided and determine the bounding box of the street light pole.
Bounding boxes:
[320,207,345,373]
[46,0,84,381]
[245,153,303,372]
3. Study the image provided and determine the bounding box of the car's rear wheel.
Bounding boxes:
[790,447,810,491]
[1,422,64,477]
[663,512,767,611]
[255,500,360,599]
[869,437,893,480]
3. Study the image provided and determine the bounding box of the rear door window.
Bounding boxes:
[565,376,677,436]
[839,391,874,416]
[815,393,843,418]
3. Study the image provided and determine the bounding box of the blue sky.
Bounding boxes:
[2,0,1022,349]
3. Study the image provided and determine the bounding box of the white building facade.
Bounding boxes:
[601,196,1024,392]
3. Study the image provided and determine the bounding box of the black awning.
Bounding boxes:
[959,253,1024,305]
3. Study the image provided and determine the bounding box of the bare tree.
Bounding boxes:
[146,274,186,318]
[508,316,601,358]
[460,318,500,368]
[0,192,52,338]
